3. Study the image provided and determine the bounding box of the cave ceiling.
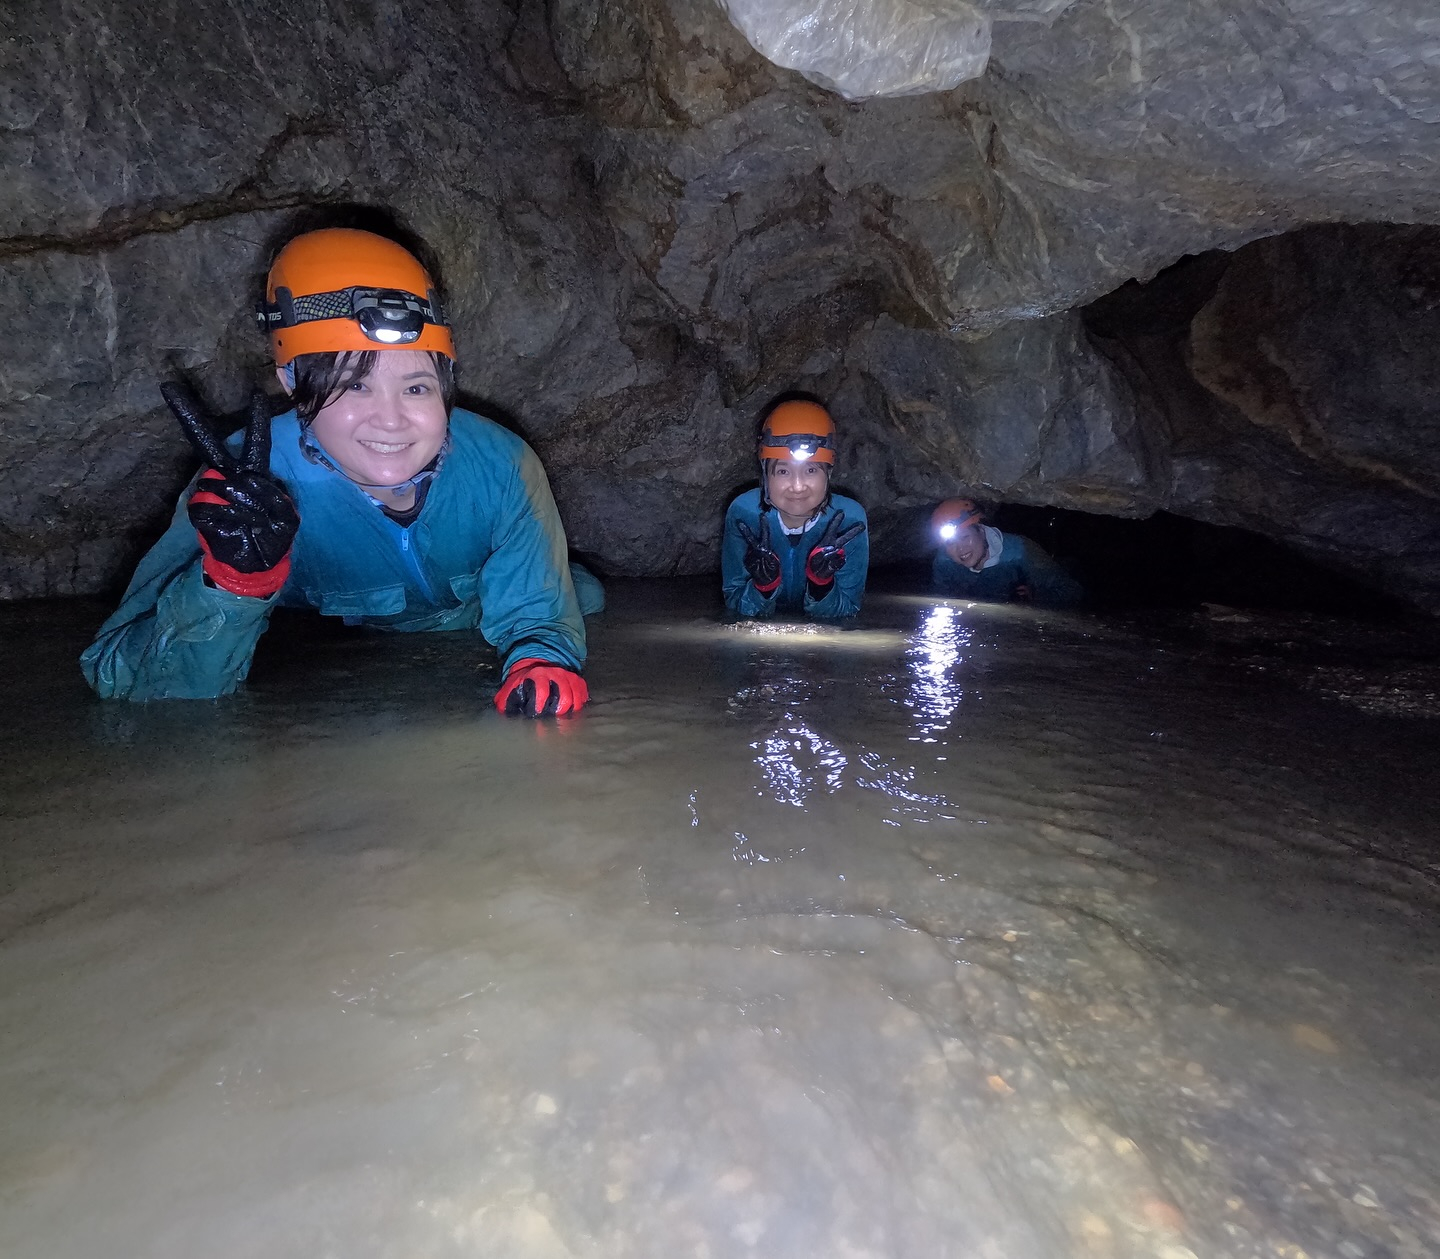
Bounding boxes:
[3,0,1439,606]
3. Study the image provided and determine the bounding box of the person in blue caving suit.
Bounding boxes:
[81,227,601,716]
[722,399,869,621]
[930,498,1083,609]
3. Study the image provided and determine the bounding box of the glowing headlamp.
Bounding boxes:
[938,522,958,541]
[761,431,834,461]
[351,288,430,344]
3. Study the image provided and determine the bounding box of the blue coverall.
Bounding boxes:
[721,488,869,620]
[81,409,601,701]
[932,531,1083,608]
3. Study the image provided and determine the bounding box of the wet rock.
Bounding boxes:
[2,1,1440,605]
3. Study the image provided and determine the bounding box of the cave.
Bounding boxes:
[4,3,1440,1256]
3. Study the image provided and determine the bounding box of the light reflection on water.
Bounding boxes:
[3,591,1440,1259]
[751,716,847,808]
[907,603,970,739]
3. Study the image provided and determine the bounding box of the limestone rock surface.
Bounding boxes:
[2,0,1439,608]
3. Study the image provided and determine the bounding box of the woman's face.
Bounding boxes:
[292,349,449,487]
[944,524,989,569]
[765,459,830,526]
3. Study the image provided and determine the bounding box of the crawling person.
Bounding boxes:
[722,400,868,621]
[930,498,1083,609]
[82,227,601,716]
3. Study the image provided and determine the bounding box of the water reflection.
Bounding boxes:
[907,604,969,739]
[752,716,847,808]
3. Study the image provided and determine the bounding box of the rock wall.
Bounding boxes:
[3,0,1439,605]
[1085,227,1440,607]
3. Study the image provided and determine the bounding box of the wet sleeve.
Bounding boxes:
[804,512,868,620]
[1018,539,1084,609]
[476,441,587,673]
[721,503,778,619]
[79,489,277,700]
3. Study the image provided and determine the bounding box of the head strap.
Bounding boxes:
[258,285,446,347]
[759,430,836,462]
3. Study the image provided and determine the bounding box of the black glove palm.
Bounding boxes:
[735,516,783,593]
[163,383,300,594]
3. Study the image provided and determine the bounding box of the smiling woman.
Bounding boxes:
[722,399,870,622]
[301,351,451,510]
[79,227,604,717]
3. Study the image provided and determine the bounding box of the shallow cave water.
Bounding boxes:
[7,1,1440,1256]
[4,580,1440,1259]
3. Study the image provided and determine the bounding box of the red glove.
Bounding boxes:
[495,657,589,717]
[164,383,298,599]
[804,516,866,587]
[735,517,782,594]
[189,469,295,597]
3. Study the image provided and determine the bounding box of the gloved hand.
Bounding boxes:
[163,383,299,599]
[495,657,589,717]
[734,516,782,594]
[805,515,866,587]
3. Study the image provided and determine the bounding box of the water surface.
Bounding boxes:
[2,584,1439,1259]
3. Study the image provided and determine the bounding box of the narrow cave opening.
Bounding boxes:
[868,502,1412,618]
[969,504,1410,616]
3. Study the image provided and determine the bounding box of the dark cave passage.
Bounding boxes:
[968,504,1411,616]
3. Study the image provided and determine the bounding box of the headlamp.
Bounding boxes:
[257,285,445,347]
[762,431,833,460]
[351,288,429,344]
[938,523,958,541]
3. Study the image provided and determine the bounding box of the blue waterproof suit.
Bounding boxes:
[722,488,869,620]
[81,408,601,701]
[932,530,1082,608]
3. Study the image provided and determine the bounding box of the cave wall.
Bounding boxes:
[1085,225,1440,607]
[3,0,1440,605]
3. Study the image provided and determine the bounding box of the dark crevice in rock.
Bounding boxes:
[0,191,327,261]
[0,112,351,260]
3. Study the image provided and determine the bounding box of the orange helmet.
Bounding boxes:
[931,498,983,541]
[758,400,836,465]
[257,228,456,366]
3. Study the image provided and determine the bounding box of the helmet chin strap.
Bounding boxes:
[298,423,451,499]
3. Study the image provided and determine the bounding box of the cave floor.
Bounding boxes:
[2,582,1439,1259]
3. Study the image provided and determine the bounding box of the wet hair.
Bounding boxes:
[290,350,456,423]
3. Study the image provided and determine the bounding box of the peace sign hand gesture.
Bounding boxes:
[735,514,783,594]
[162,382,300,598]
[805,514,865,586]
